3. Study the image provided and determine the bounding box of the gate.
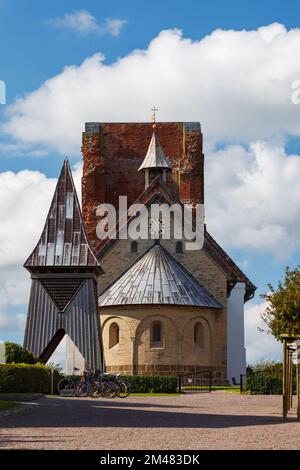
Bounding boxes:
[178,370,212,393]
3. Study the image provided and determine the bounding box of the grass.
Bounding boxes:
[0,400,17,411]
[0,392,43,401]
[211,386,240,393]
[180,385,240,393]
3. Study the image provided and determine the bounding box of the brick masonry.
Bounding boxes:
[82,122,204,248]
[81,121,228,384]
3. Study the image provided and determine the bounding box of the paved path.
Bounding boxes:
[0,393,299,450]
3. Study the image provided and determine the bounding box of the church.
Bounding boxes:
[23,119,256,384]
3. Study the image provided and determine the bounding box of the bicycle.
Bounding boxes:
[109,373,131,398]
[57,375,80,396]
[89,372,119,398]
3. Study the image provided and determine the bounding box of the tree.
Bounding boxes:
[4,342,38,364]
[261,266,300,341]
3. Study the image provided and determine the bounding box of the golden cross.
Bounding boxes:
[151,106,158,127]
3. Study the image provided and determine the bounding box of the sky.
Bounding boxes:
[1,0,300,367]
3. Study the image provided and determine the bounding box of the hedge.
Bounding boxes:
[120,375,177,393]
[0,363,63,394]
[245,362,296,395]
[4,342,38,364]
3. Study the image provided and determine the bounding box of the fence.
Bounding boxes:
[178,370,212,393]
[240,370,285,395]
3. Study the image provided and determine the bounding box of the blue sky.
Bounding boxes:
[1,0,300,364]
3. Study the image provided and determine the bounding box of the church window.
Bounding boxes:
[194,322,204,351]
[176,241,183,253]
[151,322,163,348]
[109,322,119,349]
[131,241,138,253]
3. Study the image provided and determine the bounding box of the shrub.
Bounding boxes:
[120,375,177,393]
[4,342,38,364]
[0,363,62,394]
[245,360,296,395]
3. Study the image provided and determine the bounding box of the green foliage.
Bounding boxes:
[0,364,63,394]
[245,360,295,395]
[0,400,16,411]
[261,267,300,340]
[120,375,177,393]
[4,342,38,364]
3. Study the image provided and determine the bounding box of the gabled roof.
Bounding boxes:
[99,243,222,308]
[138,131,172,171]
[24,158,101,269]
[94,175,256,302]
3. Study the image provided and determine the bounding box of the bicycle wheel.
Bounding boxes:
[89,380,102,398]
[102,381,118,398]
[117,380,131,398]
[75,381,91,397]
[57,378,76,396]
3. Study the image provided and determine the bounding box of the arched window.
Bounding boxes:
[194,322,204,351]
[151,322,163,348]
[176,241,183,253]
[109,322,119,349]
[131,241,138,253]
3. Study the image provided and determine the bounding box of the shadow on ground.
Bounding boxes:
[0,396,288,431]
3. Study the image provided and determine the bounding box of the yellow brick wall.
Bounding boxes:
[100,305,227,382]
[98,236,228,383]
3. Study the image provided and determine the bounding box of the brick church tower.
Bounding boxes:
[81,122,204,248]
[79,121,255,383]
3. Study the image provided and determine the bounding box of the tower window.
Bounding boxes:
[176,241,183,253]
[131,241,138,253]
[194,322,204,351]
[151,322,163,348]
[109,322,119,349]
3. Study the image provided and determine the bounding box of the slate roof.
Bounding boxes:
[138,131,172,171]
[99,243,222,308]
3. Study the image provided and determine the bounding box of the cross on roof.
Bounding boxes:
[151,106,158,127]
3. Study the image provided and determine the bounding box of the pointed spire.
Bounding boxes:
[24,158,101,268]
[138,130,172,172]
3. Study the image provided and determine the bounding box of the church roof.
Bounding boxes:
[138,130,172,171]
[99,243,222,308]
[24,158,101,269]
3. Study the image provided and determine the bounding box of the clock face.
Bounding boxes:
[149,218,165,237]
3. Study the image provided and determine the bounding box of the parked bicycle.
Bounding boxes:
[58,370,131,398]
[57,375,81,396]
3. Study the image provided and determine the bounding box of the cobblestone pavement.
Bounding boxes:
[0,393,299,450]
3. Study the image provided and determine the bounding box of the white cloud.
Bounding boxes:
[0,142,49,158]
[0,170,57,267]
[0,163,82,342]
[105,18,127,37]
[0,162,82,267]
[245,300,282,364]
[205,141,300,255]
[0,267,29,308]
[0,312,26,333]
[47,10,126,37]
[2,23,300,154]
[47,335,66,372]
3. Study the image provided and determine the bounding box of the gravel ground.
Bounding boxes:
[0,393,299,450]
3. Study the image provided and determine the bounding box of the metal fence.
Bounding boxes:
[178,370,212,393]
[240,371,283,395]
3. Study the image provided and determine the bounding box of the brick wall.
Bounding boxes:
[100,305,227,384]
[82,122,204,247]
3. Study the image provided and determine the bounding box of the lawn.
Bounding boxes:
[0,393,42,401]
[131,387,240,396]
[0,400,17,411]
[211,386,240,393]
[180,385,240,393]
